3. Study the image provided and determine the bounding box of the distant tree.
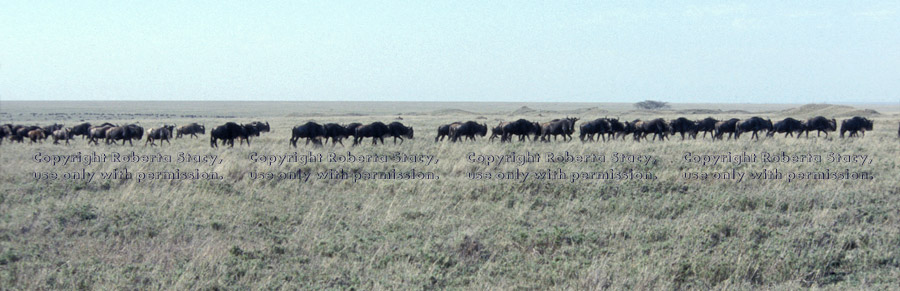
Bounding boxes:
[634,100,670,110]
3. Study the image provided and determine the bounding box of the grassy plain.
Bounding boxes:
[1,101,899,289]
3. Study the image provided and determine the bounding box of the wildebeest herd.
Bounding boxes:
[0,116,895,148]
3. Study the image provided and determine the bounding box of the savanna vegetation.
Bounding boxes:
[1,101,898,289]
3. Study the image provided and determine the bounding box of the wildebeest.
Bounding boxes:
[501,119,540,142]
[345,123,363,139]
[540,117,578,142]
[735,117,773,140]
[387,122,414,144]
[145,125,175,146]
[290,122,326,147]
[802,116,837,138]
[436,122,462,142]
[238,124,260,145]
[840,116,874,138]
[353,122,390,146]
[7,125,27,143]
[13,126,40,143]
[714,118,740,140]
[767,117,805,138]
[69,122,92,139]
[669,117,697,140]
[633,118,669,142]
[248,121,271,134]
[106,124,144,146]
[52,128,73,145]
[0,124,13,145]
[42,124,63,140]
[210,122,247,148]
[323,123,352,146]
[450,121,487,142]
[88,125,114,145]
[28,129,45,144]
[489,122,508,142]
[579,118,612,142]
[176,123,206,138]
[693,117,718,139]
[607,118,629,140]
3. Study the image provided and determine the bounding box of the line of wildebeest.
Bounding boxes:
[0,115,896,148]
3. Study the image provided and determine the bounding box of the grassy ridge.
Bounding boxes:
[1,107,899,289]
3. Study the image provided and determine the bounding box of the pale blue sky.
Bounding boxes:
[2,1,898,102]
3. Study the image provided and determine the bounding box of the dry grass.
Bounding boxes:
[1,102,898,289]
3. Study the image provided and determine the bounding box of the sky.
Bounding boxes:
[1,1,899,103]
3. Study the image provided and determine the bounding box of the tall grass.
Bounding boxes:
[1,105,898,289]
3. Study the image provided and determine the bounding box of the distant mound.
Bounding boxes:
[780,104,880,117]
[430,108,477,116]
[510,106,537,115]
[563,107,610,116]
[676,109,723,115]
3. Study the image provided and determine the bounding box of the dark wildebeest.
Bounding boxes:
[106,124,144,146]
[353,122,391,146]
[450,121,487,142]
[802,116,836,138]
[249,121,270,134]
[606,118,628,141]
[344,123,363,140]
[714,118,740,140]
[579,118,612,142]
[52,128,73,145]
[540,117,578,142]
[176,123,206,138]
[633,118,669,142]
[387,122,414,144]
[14,126,40,143]
[70,122,91,139]
[436,122,461,142]
[501,119,540,142]
[0,124,13,145]
[489,122,508,142]
[561,117,579,141]
[322,123,351,146]
[767,117,805,138]
[88,125,113,145]
[840,116,874,138]
[8,125,28,143]
[238,124,260,146]
[146,125,175,146]
[735,117,773,140]
[42,124,64,140]
[291,122,326,147]
[28,129,45,144]
[210,122,246,148]
[693,117,718,139]
[669,117,697,140]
